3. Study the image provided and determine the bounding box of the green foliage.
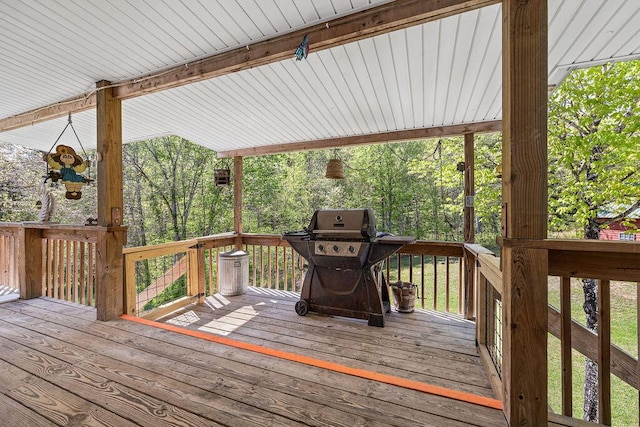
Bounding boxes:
[548,61,640,235]
[123,136,232,245]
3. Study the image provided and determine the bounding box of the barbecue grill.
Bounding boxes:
[282,209,415,327]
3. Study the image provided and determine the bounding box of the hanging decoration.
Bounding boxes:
[214,159,231,186]
[325,149,344,179]
[295,34,309,60]
[43,114,93,200]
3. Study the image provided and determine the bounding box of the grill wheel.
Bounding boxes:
[295,300,309,316]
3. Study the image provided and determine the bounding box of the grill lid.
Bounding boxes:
[305,209,377,240]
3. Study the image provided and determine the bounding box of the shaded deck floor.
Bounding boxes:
[0,289,580,426]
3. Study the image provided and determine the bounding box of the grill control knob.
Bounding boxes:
[348,245,356,253]
[317,244,324,252]
[332,245,340,253]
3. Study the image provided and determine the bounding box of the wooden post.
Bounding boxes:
[18,226,42,299]
[463,133,475,243]
[501,0,548,424]
[234,156,243,250]
[463,133,475,320]
[95,80,125,321]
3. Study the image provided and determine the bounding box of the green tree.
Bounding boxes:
[548,60,640,421]
[124,136,215,242]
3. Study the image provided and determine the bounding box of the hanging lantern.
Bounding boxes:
[325,158,344,179]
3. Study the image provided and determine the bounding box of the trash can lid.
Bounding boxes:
[219,249,249,258]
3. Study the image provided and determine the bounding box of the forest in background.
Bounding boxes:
[0,132,503,250]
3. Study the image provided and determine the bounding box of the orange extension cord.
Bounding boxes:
[120,314,502,411]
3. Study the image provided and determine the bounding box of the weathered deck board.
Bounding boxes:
[0,292,508,426]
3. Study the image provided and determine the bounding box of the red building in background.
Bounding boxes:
[598,205,640,241]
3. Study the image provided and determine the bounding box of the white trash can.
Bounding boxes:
[218,250,249,296]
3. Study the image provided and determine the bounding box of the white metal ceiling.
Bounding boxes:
[0,0,639,154]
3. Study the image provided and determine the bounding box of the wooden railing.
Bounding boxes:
[240,234,305,292]
[391,241,465,314]
[0,224,20,290]
[465,243,503,401]
[122,233,469,319]
[123,233,236,318]
[468,239,640,426]
[0,223,104,306]
[544,240,639,426]
[41,226,99,306]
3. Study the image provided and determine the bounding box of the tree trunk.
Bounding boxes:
[582,218,600,422]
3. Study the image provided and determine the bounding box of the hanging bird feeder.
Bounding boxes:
[43,114,93,200]
[214,159,231,186]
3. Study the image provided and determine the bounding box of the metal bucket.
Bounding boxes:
[390,281,416,313]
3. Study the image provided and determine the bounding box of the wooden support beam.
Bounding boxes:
[501,0,548,424]
[17,226,43,299]
[462,129,477,322]
[218,121,502,158]
[0,93,96,132]
[0,0,499,132]
[233,156,243,250]
[95,80,125,321]
[463,133,475,243]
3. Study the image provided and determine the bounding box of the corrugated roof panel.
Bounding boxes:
[443,10,479,125]
[360,37,397,131]
[405,25,425,128]
[309,51,364,135]
[322,48,370,134]
[422,21,441,128]
[457,5,501,124]
[373,33,405,130]
[388,30,413,130]
[433,17,457,126]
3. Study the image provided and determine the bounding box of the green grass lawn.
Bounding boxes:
[548,278,638,426]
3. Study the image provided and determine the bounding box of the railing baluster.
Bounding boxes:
[283,247,289,291]
[207,248,214,296]
[560,276,572,417]
[88,243,94,306]
[409,254,413,284]
[79,242,86,304]
[216,246,221,291]
[252,245,257,287]
[291,247,296,291]
[65,240,71,302]
[432,255,437,311]
[598,279,611,425]
[275,246,280,290]
[421,254,425,309]
[445,256,450,312]
[458,256,463,314]
[267,245,272,289]
[54,240,64,299]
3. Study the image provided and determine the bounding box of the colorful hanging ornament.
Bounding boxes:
[295,34,309,60]
[45,145,91,199]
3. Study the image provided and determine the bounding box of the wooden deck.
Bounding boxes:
[0,288,582,426]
